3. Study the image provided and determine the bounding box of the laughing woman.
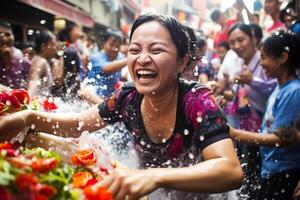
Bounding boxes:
[230,30,300,200]
[0,14,243,200]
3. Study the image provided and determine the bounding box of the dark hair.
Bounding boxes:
[262,30,300,74]
[130,14,191,60]
[218,41,230,50]
[210,10,221,22]
[0,21,12,30]
[35,30,55,53]
[228,23,253,38]
[58,23,78,42]
[102,29,122,44]
[19,41,36,50]
[249,23,263,45]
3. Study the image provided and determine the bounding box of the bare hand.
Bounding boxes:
[100,167,158,200]
[294,181,300,200]
[233,67,253,85]
[0,110,30,142]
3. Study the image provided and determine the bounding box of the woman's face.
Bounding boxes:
[103,36,121,60]
[229,28,255,62]
[264,0,280,16]
[44,36,57,58]
[70,26,82,43]
[127,21,186,95]
[260,47,282,78]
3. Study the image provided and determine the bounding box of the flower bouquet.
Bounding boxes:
[0,142,114,200]
[0,89,59,144]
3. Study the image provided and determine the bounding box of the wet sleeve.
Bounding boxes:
[98,84,134,124]
[183,88,230,150]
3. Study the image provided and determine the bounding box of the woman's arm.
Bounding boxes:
[102,58,127,74]
[0,105,106,142]
[100,138,243,200]
[229,126,288,146]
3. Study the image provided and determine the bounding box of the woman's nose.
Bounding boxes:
[137,53,151,66]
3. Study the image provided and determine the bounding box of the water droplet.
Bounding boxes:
[199,135,205,141]
[162,138,167,143]
[40,20,46,24]
[281,189,285,193]
[30,124,36,130]
[196,116,202,123]
[46,118,52,123]
[78,122,84,127]
[140,140,146,146]
[275,143,280,147]
[188,152,194,159]
[184,129,189,135]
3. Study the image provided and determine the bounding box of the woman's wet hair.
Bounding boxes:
[262,30,300,74]
[228,23,253,39]
[129,14,199,67]
[34,30,55,53]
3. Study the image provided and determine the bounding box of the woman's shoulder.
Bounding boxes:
[179,79,211,98]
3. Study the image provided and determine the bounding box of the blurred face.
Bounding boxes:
[103,36,121,60]
[43,36,57,59]
[127,21,185,95]
[0,26,14,55]
[264,0,280,16]
[70,26,82,43]
[260,47,282,78]
[229,28,256,63]
[216,46,228,61]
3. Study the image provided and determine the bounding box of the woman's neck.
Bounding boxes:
[244,50,256,65]
[278,69,297,85]
[142,82,179,116]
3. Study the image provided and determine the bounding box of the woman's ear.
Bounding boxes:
[280,52,289,65]
[178,54,189,74]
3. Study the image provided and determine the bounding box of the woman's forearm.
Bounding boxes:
[230,127,286,147]
[102,58,127,74]
[152,157,243,193]
[27,110,80,137]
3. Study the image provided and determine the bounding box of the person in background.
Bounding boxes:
[0,14,244,200]
[87,30,127,98]
[0,21,30,91]
[264,0,286,35]
[230,30,300,200]
[58,24,87,80]
[228,23,277,199]
[19,41,36,61]
[28,30,57,97]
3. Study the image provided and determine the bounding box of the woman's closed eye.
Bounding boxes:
[128,48,140,54]
[151,48,163,54]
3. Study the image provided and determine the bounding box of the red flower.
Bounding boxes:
[42,99,58,111]
[0,187,12,200]
[15,173,39,191]
[0,92,21,110]
[11,89,30,105]
[35,184,57,197]
[72,171,94,188]
[71,149,97,166]
[0,102,8,115]
[83,183,113,200]
[0,142,13,150]
[31,158,58,173]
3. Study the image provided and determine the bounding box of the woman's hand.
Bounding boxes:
[100,166,159,200]
[0,110,31,142]
[294,181,300,200]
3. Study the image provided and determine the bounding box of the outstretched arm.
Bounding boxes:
[100,138,243,200]
[0,105,106,142]
[229,126,291,147]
